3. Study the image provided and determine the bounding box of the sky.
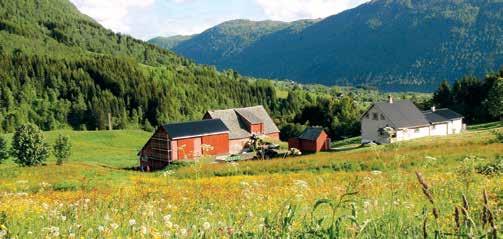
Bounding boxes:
[70,0,371,40]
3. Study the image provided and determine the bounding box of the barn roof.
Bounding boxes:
[423,108,463,123]
[162,119,229,140]
[372,100,430,129]
[298,127,325,141]
[205,105,280,139]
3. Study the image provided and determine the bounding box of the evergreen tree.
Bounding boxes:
[432,80,452,108]
[53,134,71,165]
[11,124,49,166]
[486,78,503,120]
[0,136,8,163]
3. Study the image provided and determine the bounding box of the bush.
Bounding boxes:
[491,129,503,143]
[53,134,71,165]
[0,136,8,163]
[477,156,503,176]
[11,124,49,166]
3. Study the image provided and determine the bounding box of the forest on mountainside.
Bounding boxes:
[152,0,503,91]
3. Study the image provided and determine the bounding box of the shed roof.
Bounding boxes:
[162,119,229,139]
[205,105,280,139]
[372,100,430,128]
[423,108,464,123]
[298,127,325,141]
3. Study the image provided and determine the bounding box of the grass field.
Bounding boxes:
[0,123,502,238]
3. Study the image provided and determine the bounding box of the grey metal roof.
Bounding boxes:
[373,100,430,129]
[205,105,280,140]
[423,109,464,123]
[298,127,325,141]
[162,119,229,139]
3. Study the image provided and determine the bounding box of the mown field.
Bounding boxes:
[0,123,502,238]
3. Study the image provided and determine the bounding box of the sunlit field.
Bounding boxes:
[0,123,502,238]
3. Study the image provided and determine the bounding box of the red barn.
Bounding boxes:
[204,105,280,154]
[138,119,229,171]
[288,127,331,153]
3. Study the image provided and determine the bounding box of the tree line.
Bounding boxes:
[432,68,503,123]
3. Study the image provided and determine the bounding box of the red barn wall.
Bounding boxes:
[201,133,229,155]
[250,123,263,134]
[177,138,196,160]
[289,131,330,153]
[288,138,300,149]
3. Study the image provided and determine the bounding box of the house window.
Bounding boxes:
[365,113,369,119]
[372,113,378,120]
[414,128,420,133]
[380,114,385,120]
[432,125,436,130]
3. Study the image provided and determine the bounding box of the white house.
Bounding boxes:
[361,96,464,144]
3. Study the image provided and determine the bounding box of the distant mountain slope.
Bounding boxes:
[150,19,319,66]
[0,0,278,132]
[148,35,193,49]
[152,0,503,91]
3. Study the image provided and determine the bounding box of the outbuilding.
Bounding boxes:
[138,119,229,171]
[288,127,331,153]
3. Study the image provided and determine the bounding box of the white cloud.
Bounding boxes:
[70,0,155,33]
[255,0,370,21]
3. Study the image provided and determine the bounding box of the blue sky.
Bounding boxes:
[70,0,371,40]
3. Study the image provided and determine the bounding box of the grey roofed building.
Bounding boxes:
[423,108,464,123]
[370,100,431,129]
[162,119,229,139]
[204,105,280,140]
[298,127,325,141]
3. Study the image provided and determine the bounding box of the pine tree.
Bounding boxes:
[486,78,503,120]
[0,136,9,163]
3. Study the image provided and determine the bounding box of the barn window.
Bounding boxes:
[372,113,378,120]
[414,128,420,133]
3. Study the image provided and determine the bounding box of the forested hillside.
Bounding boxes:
[166,20,313,66]
[0,0,278,132]
[148,35,193,50]
[152,0,503,91]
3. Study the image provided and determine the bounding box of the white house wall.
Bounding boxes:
[449,119,463,134]
[396,126,430,141]
[361,106,395,144]
[430,123,448,136]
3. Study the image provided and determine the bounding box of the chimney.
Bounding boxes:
[388,95,393,104]
[431,106,436,112]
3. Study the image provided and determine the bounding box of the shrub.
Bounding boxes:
[53,134,71,165]
[477,156,503,176]
[11,124,49,166]
[491,129,503,143]
[0,136,8,163]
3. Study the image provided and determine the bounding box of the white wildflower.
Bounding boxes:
[98,225,105,232]
[202,222,211,230]
[180,228,187,236]
[371,170,382,175]
[129,219,136,226]
[141,225,148,235]
[110,223,119,230]
[163,214,172,223]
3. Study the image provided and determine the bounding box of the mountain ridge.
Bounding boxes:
[150,0,503,92]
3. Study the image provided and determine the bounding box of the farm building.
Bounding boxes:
[138,119,229,170]
[361,96,464,144]
[204,105,280,154]
[288,127,331,153]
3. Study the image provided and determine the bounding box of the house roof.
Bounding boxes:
[205,105,280,139]
[423,108,464,123]
[298,127,325,141]
[162,119,229,140]
[372,100,430,129]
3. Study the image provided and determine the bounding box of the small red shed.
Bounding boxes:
[288,127,331,153]
[138,119,229,171]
